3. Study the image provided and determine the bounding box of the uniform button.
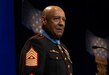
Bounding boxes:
[70,73,72,75]
[52,50,55,52]
[61,50,63,53]
[68,65,70,68]
[56,57,59,59]
[64,57,67,60]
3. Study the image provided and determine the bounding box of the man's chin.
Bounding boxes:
[55,34,62,39]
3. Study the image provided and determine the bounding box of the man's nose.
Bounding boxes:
[59,19,65,26]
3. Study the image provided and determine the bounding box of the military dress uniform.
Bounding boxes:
[19,30,73,75]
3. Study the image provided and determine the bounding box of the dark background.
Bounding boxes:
[14,0,109,75]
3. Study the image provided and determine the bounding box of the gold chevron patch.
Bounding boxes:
[25,47,38,66]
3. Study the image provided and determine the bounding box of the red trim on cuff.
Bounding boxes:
[29,73,34,75]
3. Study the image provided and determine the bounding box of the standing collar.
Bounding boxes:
[41,29,60,45]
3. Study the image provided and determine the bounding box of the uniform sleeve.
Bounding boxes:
[19,38,46,75]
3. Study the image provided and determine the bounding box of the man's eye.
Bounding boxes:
[54,18,59,20]
[62,19,66,21]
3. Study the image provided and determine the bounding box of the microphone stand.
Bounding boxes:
[92,46,108,75]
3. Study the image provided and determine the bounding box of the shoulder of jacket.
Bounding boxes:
[29,33,45,40]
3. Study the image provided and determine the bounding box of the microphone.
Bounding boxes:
[92,46,103,49]
[92,46,109,51]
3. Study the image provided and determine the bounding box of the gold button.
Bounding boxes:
[68,65,70,68]
[70,73,72,75]
[64,57,67,60]
[61,50,63,53]
[52,50,55,52]
[56,57,59,59]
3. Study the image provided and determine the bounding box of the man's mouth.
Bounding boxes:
[57,28,62,31]
[56,28,63,33]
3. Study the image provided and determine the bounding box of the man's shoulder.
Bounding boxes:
[29,33,45,40]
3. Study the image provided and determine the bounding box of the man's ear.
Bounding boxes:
[41,16,47,25]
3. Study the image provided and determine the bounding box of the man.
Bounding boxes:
[19,5,73,75]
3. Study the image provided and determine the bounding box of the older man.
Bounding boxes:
[20,5,73,75]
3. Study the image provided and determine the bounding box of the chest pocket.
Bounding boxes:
[48,49,62,61]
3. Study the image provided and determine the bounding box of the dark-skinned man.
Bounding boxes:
[19,5,73,75]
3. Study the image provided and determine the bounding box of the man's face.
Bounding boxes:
[44,9,66,39]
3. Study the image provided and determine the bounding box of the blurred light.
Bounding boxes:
[86,30,109,75]
[22,0,42,33]
[86,30,109,60]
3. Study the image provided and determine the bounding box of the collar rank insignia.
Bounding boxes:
[26,47,38,66]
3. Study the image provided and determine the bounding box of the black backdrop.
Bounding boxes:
[14,0,109,75]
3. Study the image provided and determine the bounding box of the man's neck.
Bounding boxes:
[41,29,60,45]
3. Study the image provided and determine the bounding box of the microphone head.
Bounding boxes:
[92,46,99,49]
